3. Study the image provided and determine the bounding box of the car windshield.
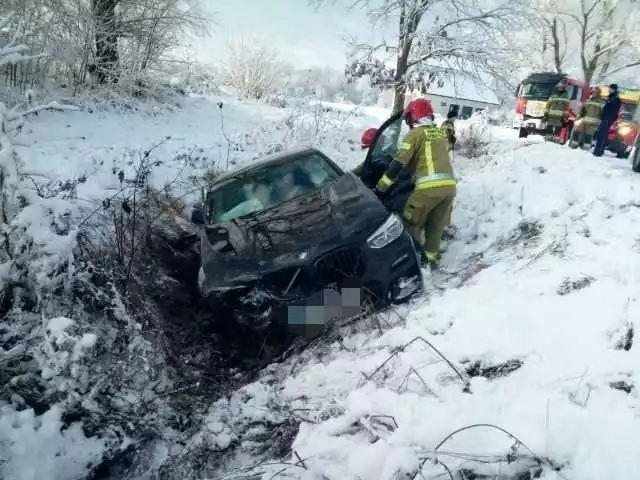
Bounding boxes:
[520,82,557,100]
[206,152,342,223]
[620,102,637,122]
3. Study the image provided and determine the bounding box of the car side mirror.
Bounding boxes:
[191,208,205,224]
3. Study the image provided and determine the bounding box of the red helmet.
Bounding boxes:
[404,98,434,126]
[361,127,378,149]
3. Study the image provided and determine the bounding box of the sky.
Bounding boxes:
[195,0,396,69]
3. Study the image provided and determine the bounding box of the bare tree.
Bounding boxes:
[529,0,640,84]
[117,0,210,77]
[0,0,211,91]
[545,17,570,73]
[224,36,290,100]
[91,0,119,84]
[573,0,640,83]
[311,0,528,113]
[522,0,571,74]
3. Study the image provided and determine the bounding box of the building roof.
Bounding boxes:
[426,73,500,105]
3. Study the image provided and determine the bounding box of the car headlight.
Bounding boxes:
[619,126,631,137]
[367,214,404,249]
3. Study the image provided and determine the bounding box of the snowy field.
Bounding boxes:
[2,92,640,480]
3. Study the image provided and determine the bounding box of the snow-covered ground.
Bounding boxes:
[2,92,640,480]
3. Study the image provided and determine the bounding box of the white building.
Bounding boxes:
[381,72,501,119]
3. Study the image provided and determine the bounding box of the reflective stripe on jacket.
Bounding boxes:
[545,96,571,120]
[580,100,604,125]
[376,124,456,192]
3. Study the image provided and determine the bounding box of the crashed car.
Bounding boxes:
[190,143,423,348]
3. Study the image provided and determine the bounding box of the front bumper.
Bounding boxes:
[284,230,423,337]
[200,228,423,339]
[513,115,546,132]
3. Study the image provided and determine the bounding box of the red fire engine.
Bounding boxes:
[513,72,590,140]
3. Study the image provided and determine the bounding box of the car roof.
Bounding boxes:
[212,146,332,184]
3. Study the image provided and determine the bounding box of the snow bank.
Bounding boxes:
[0,404,105,480]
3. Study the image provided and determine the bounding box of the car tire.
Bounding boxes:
[518,127,528,139]
[631,141,640,173]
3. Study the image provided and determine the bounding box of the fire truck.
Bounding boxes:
[513,72,590,139]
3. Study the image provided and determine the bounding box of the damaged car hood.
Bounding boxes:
[200,173,389,288]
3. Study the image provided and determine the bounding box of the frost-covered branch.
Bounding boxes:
[524,0,640,83]
[1,0,212,91]
[0,14,30,68]
[314,0,528,113]
[224,35,291,99]
[0,15,80,257]
[0,13,30,231]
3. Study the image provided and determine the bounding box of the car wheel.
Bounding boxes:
[631,144,640,173]
[518,127,528,139]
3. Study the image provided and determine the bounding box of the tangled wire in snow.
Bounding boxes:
[219,422,565,480]
[177,293,569,480]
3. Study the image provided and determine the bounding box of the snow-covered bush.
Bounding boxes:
[181,63,222,96]
[0,0,211,95]
[485,105,513,126]
[224,36,291,100]
[0,402,105,480]
[455,113,491,160]
[1,18,198,478]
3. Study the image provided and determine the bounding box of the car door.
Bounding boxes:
[359,111,413,214]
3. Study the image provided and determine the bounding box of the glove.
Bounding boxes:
[375,181,390,195]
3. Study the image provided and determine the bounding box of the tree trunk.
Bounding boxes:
[391,1,426,115]
[92,0,119,84]
[392,29,414,114]
[550,18,563,73]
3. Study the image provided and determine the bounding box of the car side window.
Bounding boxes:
[569,86,579,100]
[205,192,214,223]
[370,116,410,160]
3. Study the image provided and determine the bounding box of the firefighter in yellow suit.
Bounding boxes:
[544,81,572,144]
[375,98,457,266]
[569,86,604,149]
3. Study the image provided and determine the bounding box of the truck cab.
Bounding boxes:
[514,72,589,139]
